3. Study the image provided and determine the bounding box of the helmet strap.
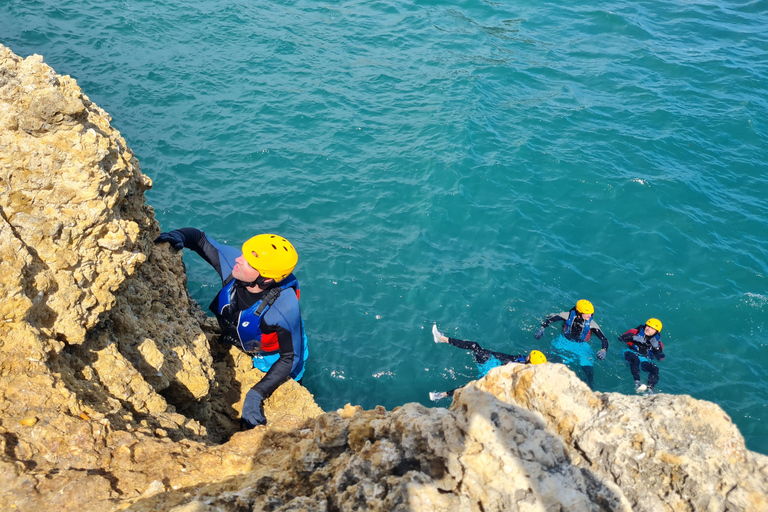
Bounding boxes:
[242,274,273,289]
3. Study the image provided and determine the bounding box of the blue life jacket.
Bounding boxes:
[476,354,525,378]
[476,357,502,378]
[202,235,308,382]
[563,309,591,342]
[214,275,300,354]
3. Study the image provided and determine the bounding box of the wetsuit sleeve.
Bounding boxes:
[165,228,223,277]
[590,325,609,350]
[619,330,637,343]
[165,228,241,281]
[651,340,666,361]
[251,324,294,398]
[541,313,567,328]
[251,290,303,399]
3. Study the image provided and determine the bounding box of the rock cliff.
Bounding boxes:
[1,44,767,511]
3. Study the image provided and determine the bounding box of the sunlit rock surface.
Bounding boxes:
[0,44,321,511]
[1,44,766,512]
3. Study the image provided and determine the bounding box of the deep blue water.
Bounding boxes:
[2,0,767,453]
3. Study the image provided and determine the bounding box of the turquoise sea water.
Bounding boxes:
[2,0,767,453]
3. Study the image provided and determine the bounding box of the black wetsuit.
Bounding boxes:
[443,337,525,397]
[619,326,665,389]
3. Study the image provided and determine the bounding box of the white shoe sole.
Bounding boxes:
[432,324,442,343]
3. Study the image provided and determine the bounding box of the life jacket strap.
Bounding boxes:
[254,286,282,316]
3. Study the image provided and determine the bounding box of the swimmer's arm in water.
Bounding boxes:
[534,312,567,338]
[588,320,610,350]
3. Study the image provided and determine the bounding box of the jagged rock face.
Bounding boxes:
[476,364,768,512]
[124,365,768,512]
[121,389,632,512]
[0,44,322,511]
[1,44,767,512]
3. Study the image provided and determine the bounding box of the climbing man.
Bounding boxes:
[155,228,308,428]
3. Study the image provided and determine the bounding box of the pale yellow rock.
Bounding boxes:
[19,417,38,427]
[0,42,323,512]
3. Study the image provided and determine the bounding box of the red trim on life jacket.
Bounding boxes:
[261,332,279,352]
[623,328,639,348]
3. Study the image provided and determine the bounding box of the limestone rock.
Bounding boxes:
[474,364,768,512]
[0,43,322,511]
[128,366,768,512]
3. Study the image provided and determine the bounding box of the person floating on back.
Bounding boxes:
[533,299,608,389]
[155,228,308,428]
[619,318,665,395]
[429,324,547,401]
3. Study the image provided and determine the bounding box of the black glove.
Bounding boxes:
[241,388,266,429]
[154,231,185,250]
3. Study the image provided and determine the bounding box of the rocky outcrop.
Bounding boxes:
[1,44,767,512]
[0,44,321,511]
[122,364,768,512]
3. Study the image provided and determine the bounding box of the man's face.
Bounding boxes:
[581,312,592,321]
[644,325,658,337]
[233,253,261,283]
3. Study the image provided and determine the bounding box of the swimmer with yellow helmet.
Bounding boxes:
[428,324,547,401]
[155,228,307,428]
[619,318,666,394]
[534,299,609,389]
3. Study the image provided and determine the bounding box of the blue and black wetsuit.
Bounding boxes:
[539,309,609,389]
[443,337,525,397]
[620,326,665,389]
[163,228,307,403]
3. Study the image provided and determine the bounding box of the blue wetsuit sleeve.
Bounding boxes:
[204,236,241,280]
[251,290,304,398]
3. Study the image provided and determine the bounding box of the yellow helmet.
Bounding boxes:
[242,234,298,282]
[575,299,594,315]
[529,350,547,365]
[645,318,663,332]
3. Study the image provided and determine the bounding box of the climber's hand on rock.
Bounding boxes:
[154,231,184,250]
[241,388,266,429]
